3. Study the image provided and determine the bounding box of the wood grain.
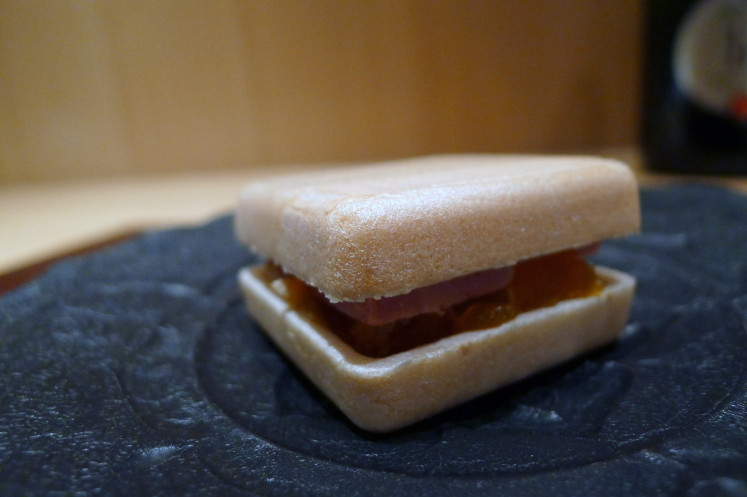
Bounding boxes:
[0,1,642,182]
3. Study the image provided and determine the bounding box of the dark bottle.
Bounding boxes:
[642,0,747,175]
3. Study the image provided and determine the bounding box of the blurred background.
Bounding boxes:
[0,1,641,183]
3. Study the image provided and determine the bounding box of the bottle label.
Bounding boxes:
[674,0,747,122]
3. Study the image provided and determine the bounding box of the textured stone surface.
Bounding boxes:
[1,186,746,496]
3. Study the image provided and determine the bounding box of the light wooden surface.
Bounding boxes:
[1,148,745,275]
[0,162,318,273]
[1,1,642,183]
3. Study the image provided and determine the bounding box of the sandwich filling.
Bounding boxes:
[259,244,605,358]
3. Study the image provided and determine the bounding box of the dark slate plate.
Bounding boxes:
[1,185,746,497]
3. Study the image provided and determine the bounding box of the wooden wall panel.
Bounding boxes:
[0,1,642,183]
[0,2,131,181]
[97,1,258,173]
[237,1,426,163]
[411,1,641,153]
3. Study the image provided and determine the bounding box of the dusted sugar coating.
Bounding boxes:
[235,155,640,302]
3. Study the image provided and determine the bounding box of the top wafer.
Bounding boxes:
[235,155,640,302]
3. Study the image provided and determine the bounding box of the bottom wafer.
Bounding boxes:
[239,265,635,433]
